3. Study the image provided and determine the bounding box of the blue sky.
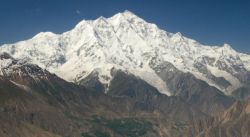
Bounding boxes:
[0,0,249,53]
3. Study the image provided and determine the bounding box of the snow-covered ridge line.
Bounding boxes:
[0,52,50,78]
[0,10,250,96]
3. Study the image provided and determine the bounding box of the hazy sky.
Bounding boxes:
[0,0,249,53]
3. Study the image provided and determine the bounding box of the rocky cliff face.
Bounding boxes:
[192,100,250,137]
[0,54,196,137]
[0,54,248,137]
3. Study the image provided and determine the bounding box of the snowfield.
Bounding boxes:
[1,10,250,95]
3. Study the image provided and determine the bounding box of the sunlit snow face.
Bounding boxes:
[0,11,249,96]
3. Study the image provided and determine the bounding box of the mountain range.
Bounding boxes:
[0,11,250,137]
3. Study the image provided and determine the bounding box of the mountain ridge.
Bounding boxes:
[1,10,250,97]
[1,10,250,137]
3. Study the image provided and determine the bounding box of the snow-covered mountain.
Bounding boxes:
[0,52,50,80]
[1,10,250,96]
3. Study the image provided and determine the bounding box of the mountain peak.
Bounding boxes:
[75,10,138,28]
[97,16,107,21]
[109,10,141,22]
[1,11,250,97]
[122,10,137,17]
[223,43,232,49]
[32,32,57,39]
[171,32,184,42]
[220,43,238,56]
[95,16,108,24]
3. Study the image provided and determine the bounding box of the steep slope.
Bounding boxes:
[149,59,235,115]
[1,11,250,97]
[0,53,214,137]
[194,100,250,137]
